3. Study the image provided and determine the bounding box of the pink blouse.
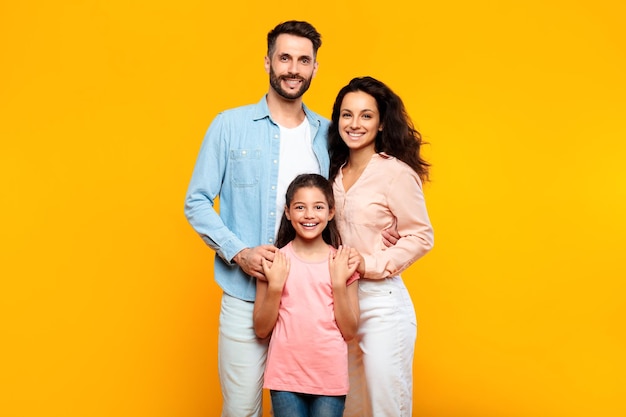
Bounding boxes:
[333,153,434,279]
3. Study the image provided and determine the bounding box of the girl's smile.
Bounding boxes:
[285,186,334,243]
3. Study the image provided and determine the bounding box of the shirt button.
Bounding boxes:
[241,150,247,155]
[274,135,279,139]
[273,160,278,164]
[271,186,276,190]
[268,238,274,243]
[270,212,275,216]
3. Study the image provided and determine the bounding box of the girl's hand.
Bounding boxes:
[234,245,278,280]
[330,245,359,286]
[261,251,289,291]
[348,247,365,277]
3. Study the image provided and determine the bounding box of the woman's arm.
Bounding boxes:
[362,168,434,279]
[252,252,290,339]
[330,246,360,341]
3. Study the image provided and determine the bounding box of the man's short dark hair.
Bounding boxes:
[267,20,322,59]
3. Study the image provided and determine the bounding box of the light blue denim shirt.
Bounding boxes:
[185,96,330,301]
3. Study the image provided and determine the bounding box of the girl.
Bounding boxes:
[328,76,434,417]
[253,173,360,417]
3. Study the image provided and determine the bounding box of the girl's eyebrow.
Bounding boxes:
[292,201,327,205]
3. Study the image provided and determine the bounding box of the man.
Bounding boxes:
[184,21,327,416]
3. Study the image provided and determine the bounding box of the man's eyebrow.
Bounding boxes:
[277,52,313,60]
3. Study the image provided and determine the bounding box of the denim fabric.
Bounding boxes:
[185,96,330,301]
[270,390,346,417]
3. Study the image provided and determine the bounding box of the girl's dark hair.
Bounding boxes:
[275,173,341,249]
[267,20,322,59]
[328,76,430,183]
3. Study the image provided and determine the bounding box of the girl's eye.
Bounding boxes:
[315,205,325,210]
[341,113,351,118]
[362,114,372,119]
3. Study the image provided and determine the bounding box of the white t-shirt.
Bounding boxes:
[275,118,320,237]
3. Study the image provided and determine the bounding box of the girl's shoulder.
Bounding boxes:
[279,242,294,255]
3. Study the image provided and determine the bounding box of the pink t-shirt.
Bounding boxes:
[263,242,359,395]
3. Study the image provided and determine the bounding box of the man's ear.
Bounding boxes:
[312,60,319,78]
[264,56,271,74]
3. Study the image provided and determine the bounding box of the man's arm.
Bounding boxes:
[184,113,248,263]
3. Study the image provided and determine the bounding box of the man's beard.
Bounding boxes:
[269,66,313,100]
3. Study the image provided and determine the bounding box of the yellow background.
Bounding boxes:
[1,1,625,416]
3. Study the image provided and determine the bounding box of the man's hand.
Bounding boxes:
[382,217,401,248]
[233,245,278,280]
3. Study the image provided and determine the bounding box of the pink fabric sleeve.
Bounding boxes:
[363,168,434,279]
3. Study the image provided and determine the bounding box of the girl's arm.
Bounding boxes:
[253,251,290,339]
[329,246,360,341]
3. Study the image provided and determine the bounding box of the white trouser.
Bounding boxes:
[344,276,417,417]
[218,292,269,417]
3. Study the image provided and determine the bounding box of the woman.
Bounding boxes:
[328,76,434,417]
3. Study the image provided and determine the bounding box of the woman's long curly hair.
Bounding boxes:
[328,76,430,183]
[275,173,342,249]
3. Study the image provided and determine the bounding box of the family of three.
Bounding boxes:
[185,20,434,417]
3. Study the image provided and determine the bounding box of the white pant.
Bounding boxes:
[218,292,269,417]
[344,276,417,417]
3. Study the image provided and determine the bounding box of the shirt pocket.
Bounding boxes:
[230,149,261,187]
